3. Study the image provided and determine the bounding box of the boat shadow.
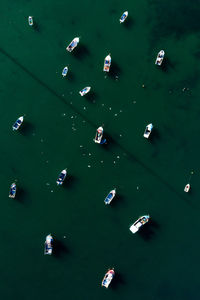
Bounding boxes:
[73,44,90,60]
[33,22,40,32]
[149,128,161,144]
[138,219,159,241]
[111,272,126,290]
[123,17,134,29]
[109,61,122,79]
[85,91,98,103]
[160,57,175,72]
[20,121,35,136]
[67,71,76,82]
[15,187,28,204]
[63,174,78,189]
[53,238,69,258]
[111,193,125,208]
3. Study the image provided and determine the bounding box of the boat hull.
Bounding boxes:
[101,269,115,288]
[104,189,116,204]
[62,67,68,77]
[79,87,91,96]
[56,169,67,185]
[12,116,24,131]
[143,123,153,138]
[119,11,128,23]
[184,184,190,192]
[130,215,150,233]
[103,55,111,72]
[9,183,16,198]
[66,37,79,52]
[44,234,53,255]
[155,50,165,66]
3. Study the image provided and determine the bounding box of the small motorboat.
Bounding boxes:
[184,184,190,192]
[9,183,17,198]
[56,169,67,185]
[101,268,115,288]
[155,50,165,66]
[94,126,106,144]
[104,189,116,205]
[44,234,53,255]
[129,215,150,233]
[79,86,91,96]
[66,37,79,52]
[28,16,33,26]
[103,54,111,72]
[12,116,24,131]
[119,11,128,23]
[62,66,68,77]
[143,123,153,139]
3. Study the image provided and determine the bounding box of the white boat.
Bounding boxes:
[103,54,111,72]
[44,234,53,255]
[184,183,190,192]
[119,11,128,23]
[94,127,103,144]
[155,50,165,66]
[129,215,150,233]
[62,66,68,77]
[143,123,153,139]
[104,189,116,205]
[101,269,115,288]
[56,169,67,185]
[12,116,24,131]
[79,86,91,96]
[9,183,16,198]
[66,37,79,52]
[28,16,33,26]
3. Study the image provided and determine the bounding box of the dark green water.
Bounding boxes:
[1,0,200,299]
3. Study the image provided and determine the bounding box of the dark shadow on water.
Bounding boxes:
[15,187,27,204]
[112,194,125,208]
[73,44,90,60]
[123,17,134,29]
[160,57,175,73]
[33,23,40,32]
[67,71,76,82]
[109,61,121,79]
[53,238,69,258]
[63,174,78,189]
[20,121,35,136]
[139,219,159,241]
[85,91,98,103]
[111,272,125,290]
[150,128,161,144]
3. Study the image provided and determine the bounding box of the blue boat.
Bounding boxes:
[56,169,67,185]
[12,116,24,131]
[9,183,17,198]
[44,234,53,255]
[119,11,128,23]
[62,66,68,77]
[104,189,116,205]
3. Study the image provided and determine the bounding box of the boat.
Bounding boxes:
[28,16,33,26]
[12,116,24,131]
[119,11,128,23]
[129,215,150,233]
[103,54,111,72]
[104,189,116,205]
[94,126,104,144]
[44,234,53,255]
[155,50,165,66]
[101,268,115,288]
[56,169,67,185]
[184,184,190,192]
[143,123,153,139]
[9,183,17,198]
[62,66,68,77]
[66,37,79,52]
[79,86,91,96]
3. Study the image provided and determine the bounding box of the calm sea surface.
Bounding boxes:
[0,0,200,299]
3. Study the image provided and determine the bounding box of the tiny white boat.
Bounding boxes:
[62,66,68,77]
[119,11,128,23]
[94,127,103,144]
[129,215,150,233]
[56,169,67,185]
[79,86,91,96]
[104,189,116,205]
[143,123,153,139]
[101,269,115,288]
[12,116,24,131]
[184,183,190,193]
[66,37,79,52]
[44,234,53,255]
[103,54,111,72]
[9,183,17,198]
[28,16,33,26]
[155,50,165,66]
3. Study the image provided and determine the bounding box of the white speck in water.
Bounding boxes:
[62,113,66,116]
[133,101,136,104]
[62,94,65,97]
[51,190,53,193]
[46,160,49,163]
[46,183,50,186]
[71,116,74,119]
[80,145,83,148]
[137,186,139,190]
[70,91,73,94]
[120,134,122,137]
[41,138,43,142]
[83,107,86,110]
[120,110,123,113]
[70,102,73,104]
[109,107,112,110]
[101,160,104,163]
[63,236,66,239]
[82,120,86,123]
[113,161,116,164]
[114,114,118,117]
[102,104,105,106]
[88,153,91,156]
[88,165,91,168]
[117,156,120,159]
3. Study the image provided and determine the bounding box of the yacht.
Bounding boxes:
[12,116,24,131]
[143,123,153,138]
[28,16,33,26]
[184,183,190,192]
[101,268,115,288]
[103,54,111,72]
[62,66,68,77]
[44,234,53,255]
[129,215,150,233]
[79,86,91,96]
[94,126,106,144]
[56,169,67,185]
[9,183,17,198]
[66,37,79,52]
[119,11,128,23]
[104,189,116,205]
[155,50,165,66]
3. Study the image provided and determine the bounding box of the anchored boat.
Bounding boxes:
[94,127,106,144]
[103,54,111,72]
[184,184,190,192]
[9,183,17,198]
[62,66,68,77]
[28,16,33,26]
[44,234,53,255]
[129,215,150,233]
[66,37,79,52]
[119,11,128,23]
[143,123,153,138]
[104,189,116,205]
[79,86,91,96]
[155,50,165,66]
[12,116,24,131]
[56,169,67,185]
[101,269,115,288]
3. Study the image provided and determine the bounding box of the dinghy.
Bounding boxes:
[12,116,24,131]
[119,11,128,23]
[56,169,67,185]
[184,184,190,193]
[66,37,79,52]
[79,86,91,96]
[44,234,53,255]
[94,126,106,144]
[28,16,33,26]
[103,54,111,72]
[104,189,116,205]
[129,215,150,233]
[155,50,165,66]
[143,123,153,138]
[101,269,115,288]
[9,183,17,198]
[62,66,68,77]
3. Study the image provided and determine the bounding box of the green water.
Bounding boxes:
[1,0,200,299]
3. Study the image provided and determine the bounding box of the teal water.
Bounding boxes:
[1,0,200,299]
